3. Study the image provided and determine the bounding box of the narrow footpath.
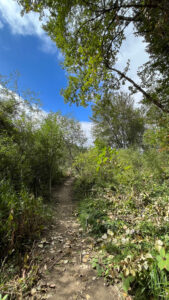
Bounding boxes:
[31,178,122,300]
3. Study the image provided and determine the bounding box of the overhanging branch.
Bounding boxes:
[108,66,169,113]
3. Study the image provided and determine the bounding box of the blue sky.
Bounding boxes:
[0,0,92,122]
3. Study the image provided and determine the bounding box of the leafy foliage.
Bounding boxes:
[92,92,145,148]
[17,0,169,111]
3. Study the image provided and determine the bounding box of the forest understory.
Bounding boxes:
[1,0,169,297]
[0,80,169,300]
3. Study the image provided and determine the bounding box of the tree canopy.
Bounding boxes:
[92,92,145,148]
[17,0,169,112]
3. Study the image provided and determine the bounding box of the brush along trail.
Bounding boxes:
[28,178,123,300]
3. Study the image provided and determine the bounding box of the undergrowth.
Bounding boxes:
[0,180,51,299]
[74,146,169,299]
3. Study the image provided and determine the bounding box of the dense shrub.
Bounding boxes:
[0,180,47,258]
[74,143,169,298]
[74,145,168,193]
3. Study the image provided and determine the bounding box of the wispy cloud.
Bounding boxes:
[38,34,59,55]
[80,121,94,147]
[0,0,43,35]
[0,0,60,56]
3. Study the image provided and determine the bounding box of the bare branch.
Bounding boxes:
[106,66,169,113]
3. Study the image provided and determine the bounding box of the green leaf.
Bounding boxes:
[8,214,13,222]
[122,275,135,293]
[156,248,169,271]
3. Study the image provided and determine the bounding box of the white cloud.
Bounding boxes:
[0,0,43,35]
[117,25,149,75]
[80,121,94,147]
[39,34,58,55]
[0,84,48,124]
[0,0,58,55]
[115,24,150,105]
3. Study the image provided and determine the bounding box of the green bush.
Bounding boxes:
[0,180,47,257]
[74,145,168,194]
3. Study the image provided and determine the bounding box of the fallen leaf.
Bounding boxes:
[41,238,47,243]
[102,234,107,240]
[64,260,69,264]
[107,229,114,236]
[31,288,36,295]
[82,254,90,263]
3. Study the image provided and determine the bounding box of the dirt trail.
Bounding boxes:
[34,178,122,300]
